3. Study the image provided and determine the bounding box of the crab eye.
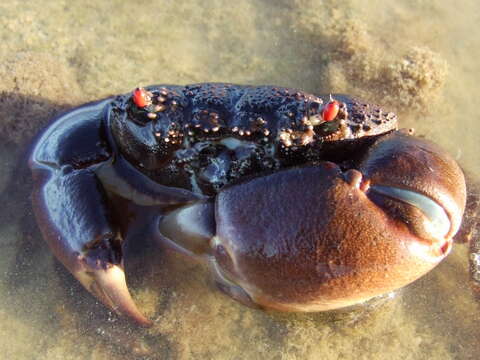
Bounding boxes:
[322,98,340,121]
[133,88,151,108]
[127,88,157,126]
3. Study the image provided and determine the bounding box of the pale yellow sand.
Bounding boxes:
[0,1,478,359]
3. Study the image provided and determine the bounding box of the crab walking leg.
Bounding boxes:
[95,154,205,207]
[31,166,153,327]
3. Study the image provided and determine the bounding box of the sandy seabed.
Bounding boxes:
[0,0,479,359]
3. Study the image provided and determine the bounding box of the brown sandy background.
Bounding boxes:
[0,0,479,359]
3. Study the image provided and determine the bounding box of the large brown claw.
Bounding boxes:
[211,130,467,312]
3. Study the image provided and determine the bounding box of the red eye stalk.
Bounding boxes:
[322,95,340,122]
[133,87,150,108]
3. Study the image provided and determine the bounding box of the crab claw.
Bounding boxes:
[30,164,152,327]
[208,131,466,312]
[74,245,153,327]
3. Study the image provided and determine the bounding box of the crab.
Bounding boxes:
[29,83,475,327]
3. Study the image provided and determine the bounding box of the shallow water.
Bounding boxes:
[0,0,479,359]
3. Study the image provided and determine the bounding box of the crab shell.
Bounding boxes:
[29,85,466,327]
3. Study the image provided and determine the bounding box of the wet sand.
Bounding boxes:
[0,1,479,359]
